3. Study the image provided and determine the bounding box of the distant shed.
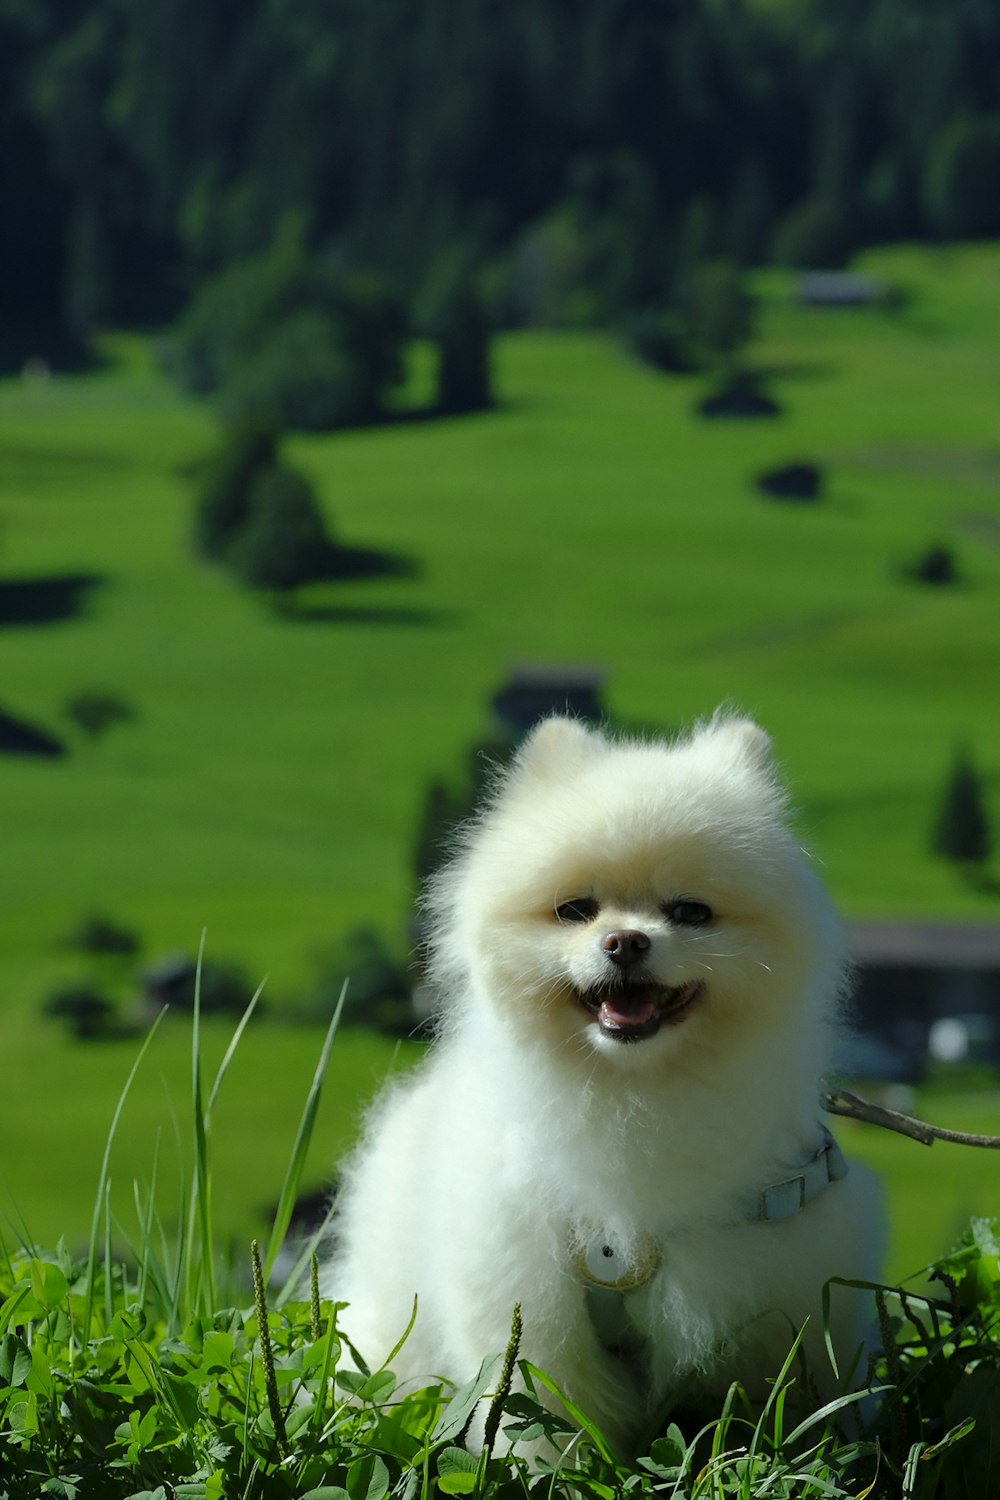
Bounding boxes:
[797,272,887,307]
[845,920,1000,1072]
[491,664,606,735]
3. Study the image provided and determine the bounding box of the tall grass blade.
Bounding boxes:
[132,1131,162,1311]
[784,1387,892,1447]
[206,976,266,1114]
[103,1182,114,1328]
[0,1199,36,1259]
[190,930,216,1314]
[519,1359,618,1465]
[263,981,347,1282]
[760,1321,807,1429]
[82,1005,167,1338]
[275,1192,340,1307]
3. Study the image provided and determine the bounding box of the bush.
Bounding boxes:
[756,462,823,501]
[621,308,700,374]
[195,959,257,1017]
[63,690,136,738]
[232,463,333,592]
[193,416,279,561]
[308,926,413,1034]
[910,543,958,586]
[697,371,781,418]
[61,912,140,959]
[42,981,117,1040]
[192,421,338,596]
[140,953,257,1017]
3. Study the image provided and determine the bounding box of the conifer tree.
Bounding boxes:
[932,748,992,870]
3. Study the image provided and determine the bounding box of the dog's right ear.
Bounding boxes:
[512,715,602,782]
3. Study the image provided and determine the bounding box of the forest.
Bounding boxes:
[4,0,1000,380]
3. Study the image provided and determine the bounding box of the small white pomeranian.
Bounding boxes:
[323,714,883,1452]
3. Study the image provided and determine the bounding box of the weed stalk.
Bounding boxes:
[252,1236,289,1459]
[483,1302,522,1459]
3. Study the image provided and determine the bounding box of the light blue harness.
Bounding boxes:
[576,1127,849,1353]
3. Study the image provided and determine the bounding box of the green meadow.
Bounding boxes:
[1,243,999,1264]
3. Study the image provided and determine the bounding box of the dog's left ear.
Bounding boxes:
[703,715,775,776]
[513,715,603,782]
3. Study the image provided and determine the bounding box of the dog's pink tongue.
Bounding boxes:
[600,991,657,1027]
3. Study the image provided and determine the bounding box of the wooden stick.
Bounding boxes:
[822,1086,1000,1149]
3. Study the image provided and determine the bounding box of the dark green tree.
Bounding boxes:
[688,258,755,378]
[433,277,493,414]
[232,464,332,593]
[171,233,407,430]
[193,418,279,561]
[924,115,1000,238]
[932,749,992,871]
[9,0,1000,357]
[413,779,466,887]
[414,730,517,887]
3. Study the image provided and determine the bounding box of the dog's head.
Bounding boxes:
[429,714,844,1068]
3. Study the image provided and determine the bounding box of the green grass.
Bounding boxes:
[1,995,998,1498]
[2,241,1000,1252]
[2,1015,420,1259]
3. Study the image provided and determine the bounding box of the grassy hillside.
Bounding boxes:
[1,243,999,1256]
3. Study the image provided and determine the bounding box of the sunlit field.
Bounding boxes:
[1,243,998,1256]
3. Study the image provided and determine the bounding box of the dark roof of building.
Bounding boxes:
[496,663,606,690]
[491,663,607,733]
[797,271,886,306]
[846,920,1000,969]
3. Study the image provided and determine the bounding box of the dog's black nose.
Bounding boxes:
[601,929,651,967]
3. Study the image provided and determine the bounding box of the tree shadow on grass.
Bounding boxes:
[755,359,839,383]
[313,544,418,583]
[270,542,449,624]
[280,602,459,626]
[0,573,105,627]
[0,708,65,757]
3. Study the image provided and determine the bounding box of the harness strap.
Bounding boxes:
[576,1126,849,1355]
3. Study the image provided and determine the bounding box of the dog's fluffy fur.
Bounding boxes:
[323,715,883,1452]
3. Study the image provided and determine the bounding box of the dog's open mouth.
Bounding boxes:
[577,979,704,1042]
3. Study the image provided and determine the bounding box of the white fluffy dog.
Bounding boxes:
[323,714,883,1453]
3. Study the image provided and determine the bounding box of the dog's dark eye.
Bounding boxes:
[555,897,599,923]
[665,898,713,927]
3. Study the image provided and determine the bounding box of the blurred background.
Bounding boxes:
[1,0,998,1283]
